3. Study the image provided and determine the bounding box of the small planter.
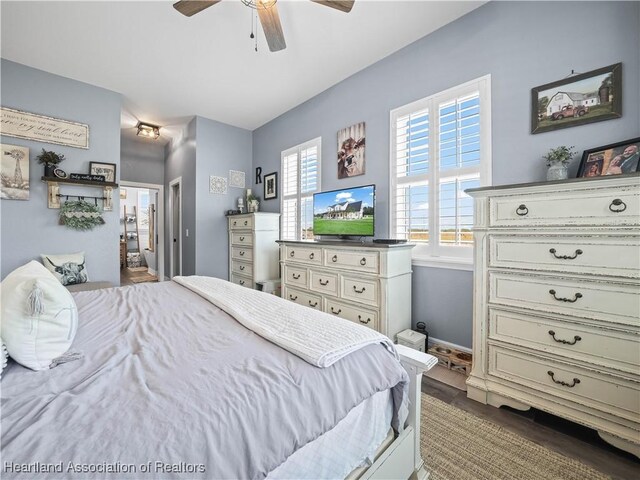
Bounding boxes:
[248,200,259,213]
[547,163,569,181]
[44,164,56,177]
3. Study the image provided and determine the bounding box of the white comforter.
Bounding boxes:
[173,275,397,368]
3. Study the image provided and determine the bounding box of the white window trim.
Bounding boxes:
[280,137,322,240]
[389,74,492,268]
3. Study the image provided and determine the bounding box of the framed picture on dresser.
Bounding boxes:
[577,137,640,178]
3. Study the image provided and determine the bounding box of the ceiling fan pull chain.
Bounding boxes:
[254,8,258,52]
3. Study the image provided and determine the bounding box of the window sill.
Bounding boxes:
[411,255,474,272]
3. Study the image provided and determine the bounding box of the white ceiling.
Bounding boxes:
[1,1,484,134]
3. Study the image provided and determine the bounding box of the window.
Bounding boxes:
[390,76,491,267]
[281,137,321,240]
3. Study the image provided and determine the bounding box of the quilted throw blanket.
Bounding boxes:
[174,276,397,368]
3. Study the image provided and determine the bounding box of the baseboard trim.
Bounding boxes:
[428,336,472,353]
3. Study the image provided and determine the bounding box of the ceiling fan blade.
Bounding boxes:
[173,0,221,17]
[257,2,286,52]
[310,0,355,13]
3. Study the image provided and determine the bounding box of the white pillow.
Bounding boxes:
[0,337,7,377]
[0,261,78,371]
[41,252,89,286]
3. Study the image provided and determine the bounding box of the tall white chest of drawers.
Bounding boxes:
[466,174,640,457]
[278,240,414,340]
[227,213,280,289]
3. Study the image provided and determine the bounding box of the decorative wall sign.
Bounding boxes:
[1,107,89,149]
[209,175,228,195]
[577,137,640,178]
[70,173,106,182]
[531,63,622,134]
[0,143,29,200]
[229,170,246,188]
[255,167,262,184]
[89,162,117,183]
[338,122,366,179]
[263,172,277,200]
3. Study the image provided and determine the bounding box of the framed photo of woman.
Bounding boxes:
[577,138,640,178]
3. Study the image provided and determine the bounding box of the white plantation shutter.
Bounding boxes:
[390,76,491,263]
[281,138,321,240]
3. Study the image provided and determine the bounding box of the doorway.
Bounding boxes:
[169,177,182,278]
[120,181,164,286]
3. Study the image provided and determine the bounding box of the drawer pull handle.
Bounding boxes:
[515,204,528,216]
[319,279,329,286]
[547,371,580,388]
[548,330,582,345]
[609,198,627,213]
[309,300,318,307]
[353,286,366,294]
[290,251,295,257]
[309,252,315,260]
[239,280,245,285]
[244,220,248,226]
[549,248,583,260]
[358,315,371,324]
[240,236,245,241]
[360,257,367,266]
[331,307,342,314]
[289,294,298,301]
[233,221,237,226]
[549,289,582,303]
[239,251,245,256]
[332,255,338,263]
[239,265,245,271]
[292,273,301,280]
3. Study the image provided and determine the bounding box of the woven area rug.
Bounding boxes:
[420,394,610,480]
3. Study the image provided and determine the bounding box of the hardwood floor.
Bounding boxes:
[422,376,640,480]
[120,267,158,286]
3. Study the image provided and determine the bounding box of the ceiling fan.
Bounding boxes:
[173,0,355,52]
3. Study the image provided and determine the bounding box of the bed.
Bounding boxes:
[1,277,436,479]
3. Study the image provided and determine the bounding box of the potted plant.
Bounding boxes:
[247,192,260,213]
[543,145,575,181]
[36,149,66,177]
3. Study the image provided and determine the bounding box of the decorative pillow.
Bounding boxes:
[41,252,89,286]
[0,261,78,371]
[0,338,7,378]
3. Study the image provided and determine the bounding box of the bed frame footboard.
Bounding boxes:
[359,345,437,480]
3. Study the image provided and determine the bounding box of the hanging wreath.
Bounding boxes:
[59,200,105,230]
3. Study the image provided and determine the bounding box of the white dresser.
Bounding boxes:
[278,241,414,340]
[227,213,280,289]
[466,174,640,457]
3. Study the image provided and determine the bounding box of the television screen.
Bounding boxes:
[313,185,375,237]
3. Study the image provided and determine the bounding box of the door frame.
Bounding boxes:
[169,176,183,278]
[121,180,165,282]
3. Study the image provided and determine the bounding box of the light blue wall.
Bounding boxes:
[251,1,640,347]
[164,118,197,276]
[121,136,165,186]
[195,116,253,278]
[0,59,122,285]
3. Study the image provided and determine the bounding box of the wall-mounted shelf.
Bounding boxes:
[42,176,118,211]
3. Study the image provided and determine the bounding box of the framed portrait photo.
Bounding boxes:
[264,172,277,200]
[89,162,117,183]
[577,137,640,178]
[531,63,622,134]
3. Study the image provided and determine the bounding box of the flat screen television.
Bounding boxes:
[313,184,375,237]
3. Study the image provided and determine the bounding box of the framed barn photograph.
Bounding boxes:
[1,144,30,200]
[337,122,366,179]
[577,137,640,178]
[531,63,622,134]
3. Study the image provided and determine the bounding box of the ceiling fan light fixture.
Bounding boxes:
[136,122,161,140]
[241,0,277,10]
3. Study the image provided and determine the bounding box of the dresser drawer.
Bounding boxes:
[309,270,339,296]
[489,308,640,375]
[341,276,379,307]
[325,299,379,330]
[489,235,640,279]
[231,260,252,277]
[489,346,640,422]
[284,245,322,266]
[283,286,322,310]
[324,249,379,274]
[489,272,640,326]
[229,216,253,230]
[231,232,253,247]
[283,265,307,288]
[231,246,253,262]
[489,187,640,227]
[230,273,252,288]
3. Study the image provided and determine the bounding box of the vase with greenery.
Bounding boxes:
[247,192,260,213]
[543,145,575,181]
[36,149,66,177]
